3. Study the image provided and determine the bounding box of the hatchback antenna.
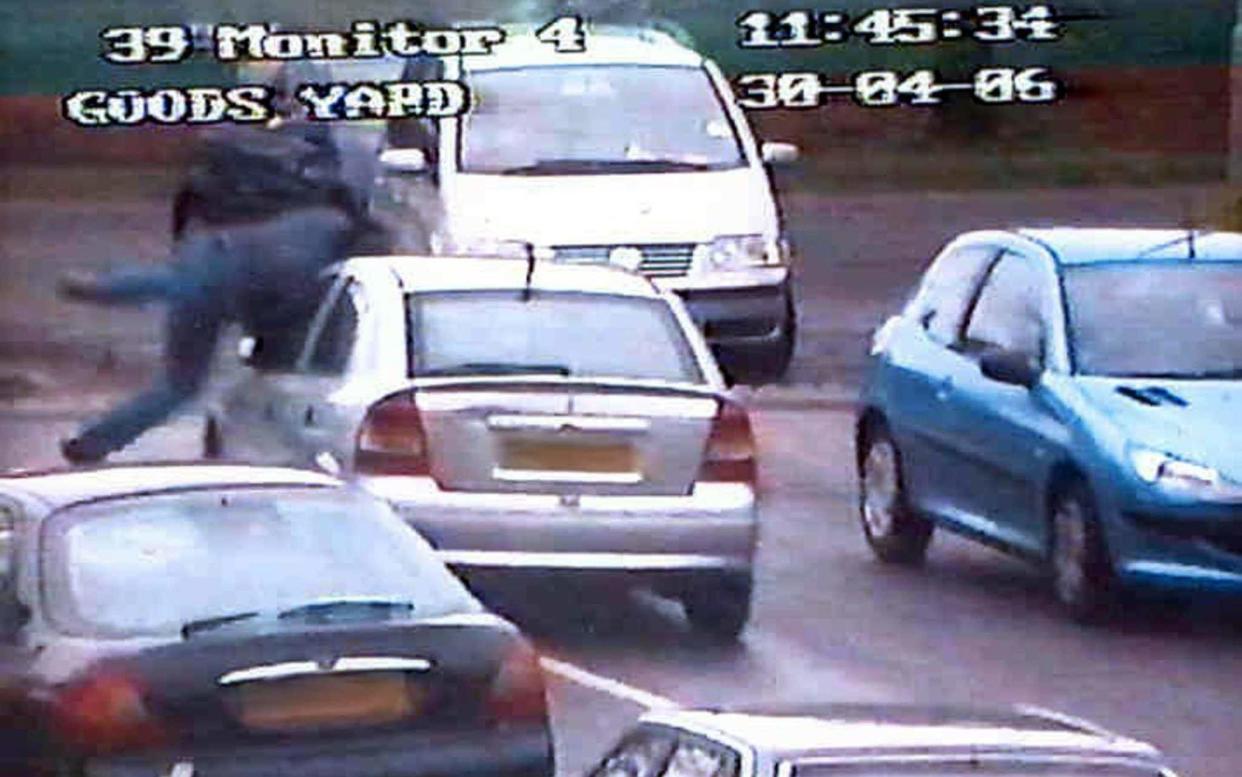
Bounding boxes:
[522,242,536,302]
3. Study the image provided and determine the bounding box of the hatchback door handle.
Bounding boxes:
[303,406,316,426]
[935,378,953,401]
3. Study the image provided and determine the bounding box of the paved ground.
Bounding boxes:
[1,170,1237,777]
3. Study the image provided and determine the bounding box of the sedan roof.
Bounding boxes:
[1017,228,1242,265]
[463,26,702,71]
[0,463,342,510]
[347,255,663,298]
[644,705,1161,762]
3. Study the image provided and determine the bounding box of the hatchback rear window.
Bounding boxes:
[407,291,704,384]
[42,487,479,638]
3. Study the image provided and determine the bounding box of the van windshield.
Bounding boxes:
[459,65,746,174]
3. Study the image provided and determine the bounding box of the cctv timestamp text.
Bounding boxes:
[738,6,1062,47]
[735,68,1061,108]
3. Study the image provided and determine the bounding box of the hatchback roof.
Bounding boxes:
[1015,227,1242,265]
[0,463,341,510]
[644,704,1161,762]
[346,254,663,298]
[463,25,702,70]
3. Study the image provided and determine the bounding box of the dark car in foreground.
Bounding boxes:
[856,228,1242,621]
[0,464,552,777]
[588,704,1175,777]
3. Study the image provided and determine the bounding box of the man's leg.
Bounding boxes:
[62,301,222,462]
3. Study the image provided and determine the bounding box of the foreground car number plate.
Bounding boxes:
[502,439,637,474]
[234,674,415,731]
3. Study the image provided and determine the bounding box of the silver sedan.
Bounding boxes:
[209,256,759,640]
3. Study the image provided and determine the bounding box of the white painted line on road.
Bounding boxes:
[540,656,680,710]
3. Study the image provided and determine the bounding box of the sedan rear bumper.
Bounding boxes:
[357,476,758,575]
[86,726,553,777]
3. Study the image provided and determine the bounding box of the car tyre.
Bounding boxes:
[1049,482,1116,624]
[682,573,752,641]
[202,415,224,460]
[858,424,933,565]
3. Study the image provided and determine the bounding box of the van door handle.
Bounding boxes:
[303,406,316,427]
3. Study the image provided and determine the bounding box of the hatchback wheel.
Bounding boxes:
[1050,484,1115,623]
[682,573,752,642]
[858,426,932,565]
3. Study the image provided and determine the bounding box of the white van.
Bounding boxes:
[374,26,800,378]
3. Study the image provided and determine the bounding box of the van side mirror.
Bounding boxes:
[979,348,1041,388]
[760,141,799,166]
[379,148,429,175]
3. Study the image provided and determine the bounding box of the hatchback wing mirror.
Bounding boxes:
[760,141,799,166]
[379,148,429,174]
[979,348,1041,388]
[237,335,258,367]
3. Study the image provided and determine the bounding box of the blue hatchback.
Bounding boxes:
[856,228,1242,621]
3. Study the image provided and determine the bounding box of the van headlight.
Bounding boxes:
[701,235,782,270]
[1129,448,1228,496]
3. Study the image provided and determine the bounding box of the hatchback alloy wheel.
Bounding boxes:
[1050,484,1114,623]
[857,426,932,565]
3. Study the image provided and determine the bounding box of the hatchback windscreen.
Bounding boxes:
[44,487,479,637]
[459,65,745,174]
[407,291,704,383]
[1064,262,1242,378]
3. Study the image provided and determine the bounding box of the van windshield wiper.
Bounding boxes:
[497,158,713,175]
[419,362,572,377]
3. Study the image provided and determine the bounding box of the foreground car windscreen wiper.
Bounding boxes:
[277,598,416,622]
[419,362,572,377]
[497,158,713,175]
[182,610,260,639]
[182,598,416,638]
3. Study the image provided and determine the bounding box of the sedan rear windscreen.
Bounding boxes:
[43,487,480,637]
[791,761,1165,777]
[406,290,705,384]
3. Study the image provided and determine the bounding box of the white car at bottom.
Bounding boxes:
[210,255,760,640]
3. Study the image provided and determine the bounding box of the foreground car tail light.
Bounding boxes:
[52,672,167,755]
[487,648,548,725]
[698,399,757,484]
[356,393,430,476]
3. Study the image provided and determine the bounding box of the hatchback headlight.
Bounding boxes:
[701,235,781,270]
[1130,448,1223,494]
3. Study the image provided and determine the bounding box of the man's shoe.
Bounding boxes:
[60,437,106,465]
[57,271,107,303]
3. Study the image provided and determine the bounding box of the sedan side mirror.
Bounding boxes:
[760,141,799,166]
[979,348,1042,388]
[379,148,429,175]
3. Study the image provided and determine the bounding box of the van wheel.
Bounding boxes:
[682,573,752,642]
[1050,482,1115,623]
[202,415,224,460]
[858,425,933,565]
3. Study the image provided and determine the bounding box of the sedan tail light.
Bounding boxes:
[51,671,167,755]
[356,393,430,476]
[698,399,757,484]
[486,648,547,725]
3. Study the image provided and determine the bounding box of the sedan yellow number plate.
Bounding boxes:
[235,674,415,731]
[502,439,637,474]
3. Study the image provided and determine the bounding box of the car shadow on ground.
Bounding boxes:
[462,573,749,658]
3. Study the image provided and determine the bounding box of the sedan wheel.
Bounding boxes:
[202,415,224,459]
[1050,484,1115,623]
[858,427,932,565]
[682,573,752,642]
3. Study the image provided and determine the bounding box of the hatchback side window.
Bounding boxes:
[589,730,677,777]
[307,282,361,375]
[961,251,1047,359]
[911,246,999,346]
[251,277,334,373]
